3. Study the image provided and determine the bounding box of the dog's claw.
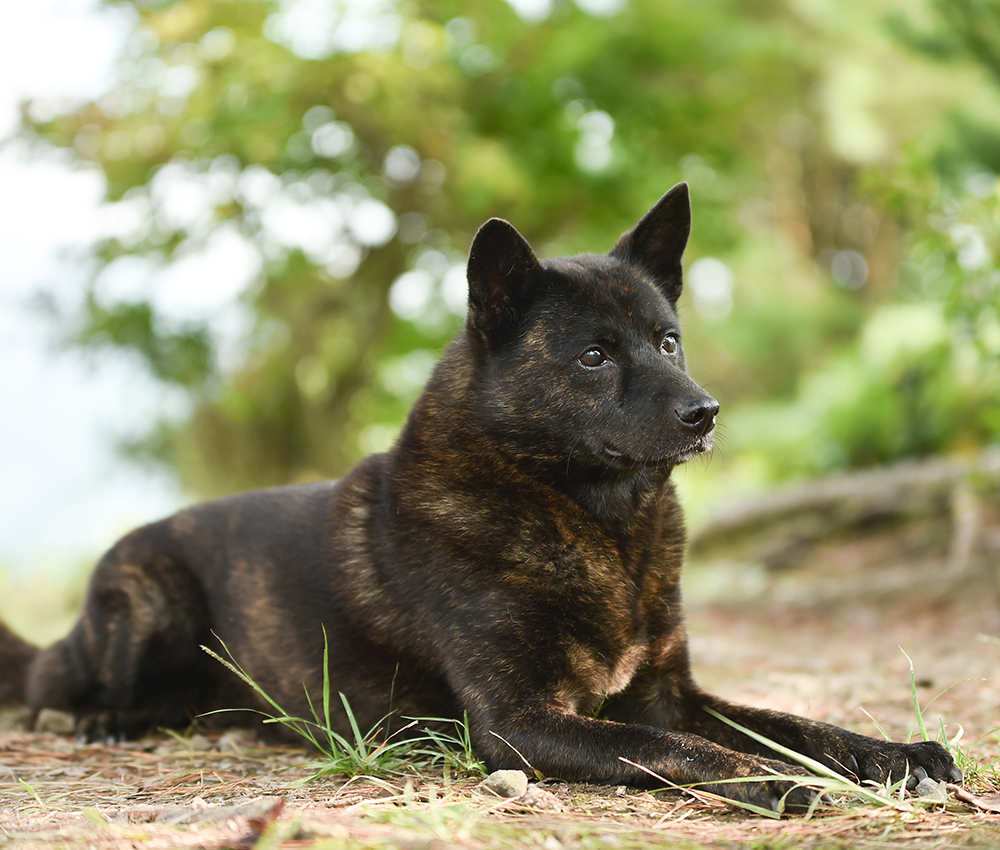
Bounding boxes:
[906,765,928,790]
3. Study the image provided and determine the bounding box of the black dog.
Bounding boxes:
[0,184,960,811]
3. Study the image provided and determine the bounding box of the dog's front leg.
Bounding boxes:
[473,703,820,812]
[602,660,961,789]
[684,693,963,789]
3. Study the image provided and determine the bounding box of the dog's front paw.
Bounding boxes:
[844,739,962,789]
[74,710,151,745]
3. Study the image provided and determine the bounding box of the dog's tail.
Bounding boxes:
[0,620,39,705]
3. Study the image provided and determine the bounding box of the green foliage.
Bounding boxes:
[75,296,213,386]
[19,0,1000,495]
[729,300,1000,480]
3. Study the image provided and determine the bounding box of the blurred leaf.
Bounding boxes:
[75,298,213,387]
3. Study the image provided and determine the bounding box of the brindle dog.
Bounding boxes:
[0,184,961,811]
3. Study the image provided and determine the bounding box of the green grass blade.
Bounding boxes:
[899,648,929,742]
[618,756,782,818]
[201,643,286,718]
[340,691,369,759]
[299,684,326,749]
[859,706,892,742]
[321,626,334,751]
[19,778,47,809]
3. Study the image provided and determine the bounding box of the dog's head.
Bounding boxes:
[463,183,718,481]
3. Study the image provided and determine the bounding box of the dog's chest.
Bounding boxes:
[543,519,679,714]
[574,639,648,692]
[558,639,649,716]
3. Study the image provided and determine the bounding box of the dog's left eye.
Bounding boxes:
[660,334,680,356]
[579,348,608,368]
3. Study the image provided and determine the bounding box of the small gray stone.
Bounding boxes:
[218,729,254,753]
[0,706,32,732]
[34,708,75,735]
[914,777,948,802]
[478,769,529,798]
[186,733,213,751]
[520,784,564,811]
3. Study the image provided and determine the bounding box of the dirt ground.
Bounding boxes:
[2,575,998,849]
[2,479,999,848]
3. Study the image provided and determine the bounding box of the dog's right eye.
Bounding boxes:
[579,348,607,368]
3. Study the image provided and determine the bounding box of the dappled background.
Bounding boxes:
[2,0,999,620]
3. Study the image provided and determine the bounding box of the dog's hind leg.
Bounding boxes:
[0,621,38,704]
[26,529,216,742]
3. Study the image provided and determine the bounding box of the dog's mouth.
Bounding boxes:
[599,432,714,468]
[669,432,715,464]
[601,444,625,461]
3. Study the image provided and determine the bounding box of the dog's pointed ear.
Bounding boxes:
[466,217,541,346]
[610,182,690,304]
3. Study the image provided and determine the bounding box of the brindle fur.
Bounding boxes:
[0,184,960,811]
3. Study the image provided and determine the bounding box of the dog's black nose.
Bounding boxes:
[675,396,719,435]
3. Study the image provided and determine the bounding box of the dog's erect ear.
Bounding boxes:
[466,217,541,346]
[610,182,691,304]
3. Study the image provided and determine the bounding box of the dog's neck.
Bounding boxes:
[559,462,677,530]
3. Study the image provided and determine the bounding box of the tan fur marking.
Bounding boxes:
[565,640,649,704]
